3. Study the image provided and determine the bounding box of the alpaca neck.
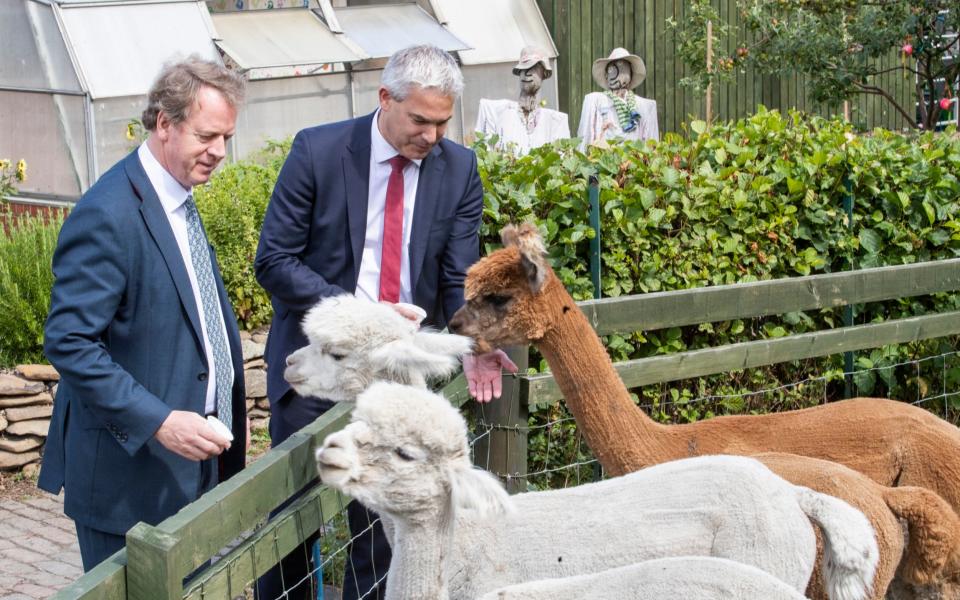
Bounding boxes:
[384,515,450,600]
[535,276,679,474]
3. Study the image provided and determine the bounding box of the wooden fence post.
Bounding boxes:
[125,523,184,600]
[706,20,713,124]
[472,345,529,494]
[588,174,601,298]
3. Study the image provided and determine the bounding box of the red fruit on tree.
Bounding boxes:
[940,97,953,111]
[902,43,913,56]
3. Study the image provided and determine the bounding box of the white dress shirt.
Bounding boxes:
[577,91,659,149]
[475,99,570,155]
[355,110,423,305]
[137,143,233,416]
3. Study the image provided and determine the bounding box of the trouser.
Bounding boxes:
[255,390,390,600]
[75,455,218,572]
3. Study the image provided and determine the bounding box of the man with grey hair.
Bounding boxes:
[255,44,516,600]
[39,56,248,571]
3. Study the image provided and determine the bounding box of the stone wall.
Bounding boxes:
[0,329,271,472]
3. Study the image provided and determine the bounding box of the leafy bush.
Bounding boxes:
[194,139,290,330]
[0,213,61,365]
[474,109,960,488]
[477,109,960,365]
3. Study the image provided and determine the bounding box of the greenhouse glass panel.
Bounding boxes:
[431,0,556,65]
[235,74,352,159]
[350,68,385,116]
[211,10,363,70]
[92,95,149,180]
[1,1,80,90]
[333,4,468,60]
[0,91,87,197]
[59,1,218,98]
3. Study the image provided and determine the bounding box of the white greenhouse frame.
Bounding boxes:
[1,0,559,203]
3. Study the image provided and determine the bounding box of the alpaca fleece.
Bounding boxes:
[478,557,809,600]
[316,382,879,600]
[284,294,472,400]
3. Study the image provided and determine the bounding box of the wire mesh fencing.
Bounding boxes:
[174,343,959,600]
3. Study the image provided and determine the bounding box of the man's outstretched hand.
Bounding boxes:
[463,349,520,403]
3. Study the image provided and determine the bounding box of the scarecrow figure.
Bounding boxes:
[475,46,570,155]
[578,47,658,147]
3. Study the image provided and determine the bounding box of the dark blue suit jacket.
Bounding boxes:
[38,151,247,535]
[254,112,484,403]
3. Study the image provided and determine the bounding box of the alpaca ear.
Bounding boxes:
[370,339,462,380]
[448,465,510,517]
[413,331,474,362]
[520,252,548,294]
[500,224,520,247]
[510,223,549,294]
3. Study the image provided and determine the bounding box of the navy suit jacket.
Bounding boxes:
[38,151,247,535]
[254,112,484,403]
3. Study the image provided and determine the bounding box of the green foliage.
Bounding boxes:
[669,0,959,130]
[0,213,62,365]
[1,158,26,197]
[476,110,960,488]
[193,139,291,330]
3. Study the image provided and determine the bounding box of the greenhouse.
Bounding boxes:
[0,0,558,203]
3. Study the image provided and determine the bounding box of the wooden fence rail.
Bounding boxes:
[51,377,476,600]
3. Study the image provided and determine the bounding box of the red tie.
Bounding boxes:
[379,155,409,303]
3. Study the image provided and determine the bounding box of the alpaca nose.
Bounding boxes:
[448,310,465,334]
[322,430,349,451]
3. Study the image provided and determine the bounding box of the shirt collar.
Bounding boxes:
[370,109,423,168]
[138,142,192,214]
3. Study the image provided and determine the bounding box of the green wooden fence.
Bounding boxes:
[51,257,960,599]
[535,0,914,134]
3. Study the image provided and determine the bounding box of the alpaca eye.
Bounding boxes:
[394,447,416,461]
[329,352,346,361]
[485,294,511,308]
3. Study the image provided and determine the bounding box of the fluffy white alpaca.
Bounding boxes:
[284,295,472,401]
[316,382,879,600]
[479,557,810,600]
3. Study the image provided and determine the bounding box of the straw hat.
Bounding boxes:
[592,47,646,90]
[513,46,553,79]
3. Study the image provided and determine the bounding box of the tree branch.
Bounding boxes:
[853,81,918,127]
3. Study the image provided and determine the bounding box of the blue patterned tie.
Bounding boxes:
[184,195,233,432]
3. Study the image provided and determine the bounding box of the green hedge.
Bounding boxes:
[0,212,61,365]
[474,109,960,488]
[193,139,290,330]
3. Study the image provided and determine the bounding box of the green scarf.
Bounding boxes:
[604,90,638,131]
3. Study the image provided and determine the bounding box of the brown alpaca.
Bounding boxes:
[757,453,960,599]
[447,223,960,597]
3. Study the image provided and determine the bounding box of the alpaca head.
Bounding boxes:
[315,382,510,524]
[448,223,559,352]
[285,295,473,401]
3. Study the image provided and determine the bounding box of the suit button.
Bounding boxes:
[198,372,208,381]
[119,434,128,442]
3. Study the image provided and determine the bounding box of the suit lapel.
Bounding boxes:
[409,143,446,292]
[345,113,374,286]
[125,153,205,351]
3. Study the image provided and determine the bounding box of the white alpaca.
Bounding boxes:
[479,557,809,600]
[284,295,472,401]
[316,382,879,600]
